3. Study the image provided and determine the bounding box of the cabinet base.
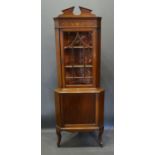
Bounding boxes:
[54,88,104,147]
[56,126,104,147]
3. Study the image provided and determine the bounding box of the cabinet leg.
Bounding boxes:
[56,128,61,147]
[98,127,104,146]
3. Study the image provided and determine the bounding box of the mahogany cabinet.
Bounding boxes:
[54,6,104,146]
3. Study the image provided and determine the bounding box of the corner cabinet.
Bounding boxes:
[54,6,104,147]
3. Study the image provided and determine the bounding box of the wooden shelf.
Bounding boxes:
[64,46,93,49]
[65,76,93,79]
[65,84,93,87]
[55,88,104,93]
[65,65,92,68]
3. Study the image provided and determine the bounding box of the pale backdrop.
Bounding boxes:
[41,0,114,128]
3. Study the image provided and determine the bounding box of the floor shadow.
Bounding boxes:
[60,129,114,148]
[60,132,100,147]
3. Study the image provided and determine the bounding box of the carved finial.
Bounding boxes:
[61,7,75,16]
[79,6,92,14]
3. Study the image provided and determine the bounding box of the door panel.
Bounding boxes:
[61,93,96,125]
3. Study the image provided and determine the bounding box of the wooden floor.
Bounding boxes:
[41,128,114,155]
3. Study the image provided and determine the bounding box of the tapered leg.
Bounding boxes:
[98,127,104,146]
[56,128,61,147]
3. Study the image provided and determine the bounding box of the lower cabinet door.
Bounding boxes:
[60,93,97,126]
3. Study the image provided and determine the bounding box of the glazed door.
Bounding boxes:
[60,29,96,88]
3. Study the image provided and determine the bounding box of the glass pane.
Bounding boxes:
[63,31,93,86]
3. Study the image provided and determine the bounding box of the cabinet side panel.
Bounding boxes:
[93,27,101,87]
[92,29,97,87]
[98,91,104,127]
[96,27,101,87]
[61,93,96,125]
[55,29,62,87]
[54,92,62,127]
